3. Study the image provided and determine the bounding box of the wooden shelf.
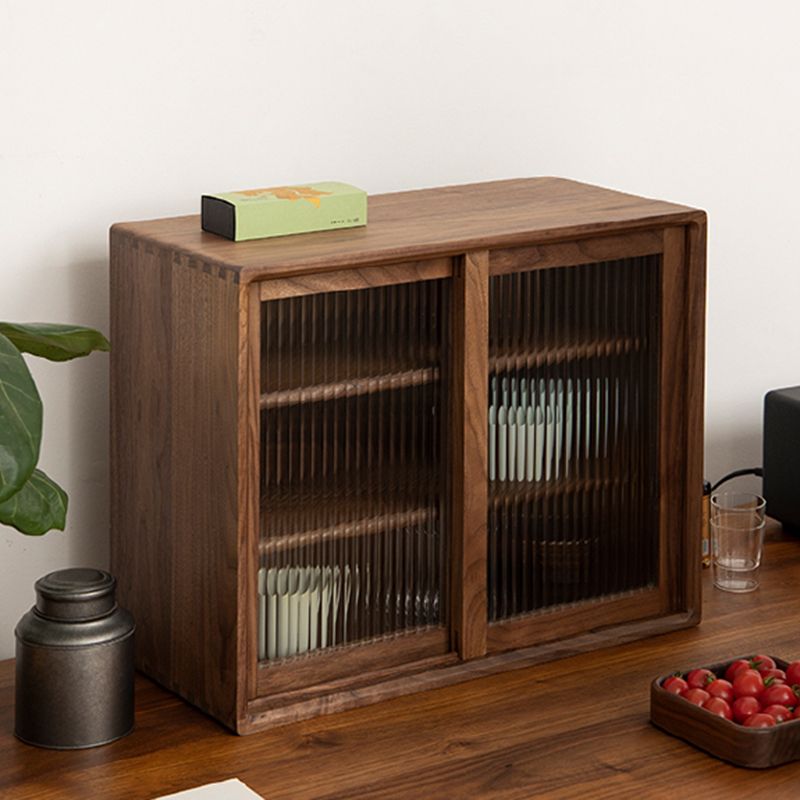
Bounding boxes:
[260,505,434,555]
[260,366,440,410]
[489,474,632,505]
[490,334,641,372]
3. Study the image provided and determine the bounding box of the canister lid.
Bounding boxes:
[34,568,117,621]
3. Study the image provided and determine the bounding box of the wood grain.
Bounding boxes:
[450,250,489,659]
[111,177,703,282]
[682,216,708,621]
[110,236,242,729]
[486,587,662,653]
[2,524,797,800]
[658,226,701,618]
[490,229,663,276]
[254,628,450,699]
[258,258,451,300]
[110,236,174,691]
[240,284,262,708]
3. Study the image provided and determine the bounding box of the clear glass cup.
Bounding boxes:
[710,492,767,593]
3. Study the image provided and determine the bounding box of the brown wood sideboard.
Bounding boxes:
[109,177,706,732]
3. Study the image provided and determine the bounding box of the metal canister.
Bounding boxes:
[14,568,135,749]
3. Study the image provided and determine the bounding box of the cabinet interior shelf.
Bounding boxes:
[489,474,633,505]
[260,366,440,409]
[259,505,434,555]
[259,335,641,411]
[490,334,641,372]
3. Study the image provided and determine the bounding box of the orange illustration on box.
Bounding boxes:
[235,186,333,208]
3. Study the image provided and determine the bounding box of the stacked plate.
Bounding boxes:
[489,375,617,483]
[257,565,349,661]
[490,376,572,482]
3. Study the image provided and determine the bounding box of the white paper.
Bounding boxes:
[155,778,264,799]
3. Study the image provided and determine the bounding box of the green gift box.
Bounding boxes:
[201,181,367,242]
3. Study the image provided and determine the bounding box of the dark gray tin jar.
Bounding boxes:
[15,568,135,749]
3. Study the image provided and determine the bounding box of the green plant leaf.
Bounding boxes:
[0,322,110,362]
[0,332,42,503]
[0,468,67,535]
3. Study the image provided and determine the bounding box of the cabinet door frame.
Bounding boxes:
[242,259,458,709]
[454,225,704,656]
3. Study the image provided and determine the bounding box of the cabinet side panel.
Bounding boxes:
[659,226,702,616]
[169,257,240,728]
[110,233,175,688]
[682,218,707,619]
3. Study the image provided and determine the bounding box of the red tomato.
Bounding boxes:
[662,676,689,695]
[743,713,776,728]
[732,696,761,724]
[725,659,752,682]
[762,704,793,723]
[733,669,764,698]
[759,683,799,708]
[686,668,715,689]
[786,661,800,687]
[750,654,777,673]
[706,679,734,704]
[794,707,800,720]
[682,688,711,706]
[702,697,733,720]
[761,668,787,685]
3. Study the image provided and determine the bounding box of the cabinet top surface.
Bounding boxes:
[111,177,703,281]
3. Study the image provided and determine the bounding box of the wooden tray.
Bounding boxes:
[650,656,800,768]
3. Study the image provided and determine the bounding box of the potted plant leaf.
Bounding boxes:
[0,323,109,535]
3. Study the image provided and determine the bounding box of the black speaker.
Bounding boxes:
[764,386,800,534]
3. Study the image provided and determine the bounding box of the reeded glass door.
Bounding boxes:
[257,276,451,669]
[487,255,661,632]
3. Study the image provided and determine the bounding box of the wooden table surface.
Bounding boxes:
[2,523,799,800]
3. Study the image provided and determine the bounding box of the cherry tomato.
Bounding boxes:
[794,707,800,720]
[682,688,711,706]
[725,659,752,682]
[759,683,799,709]
[706,679,734,704]
[703,697,733,720]
[743,713,776,728]
[733,669,764,698]
[762,704,793,723]
[732,696,761,724]
[786,661,800,687]
[686,668,715,689]
[750,654,777,673]
[761,668,787,685]
[662,676,689,695]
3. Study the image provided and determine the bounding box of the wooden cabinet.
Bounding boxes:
[110,178,706,733]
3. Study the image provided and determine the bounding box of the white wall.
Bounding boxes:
[1,1,797,657]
